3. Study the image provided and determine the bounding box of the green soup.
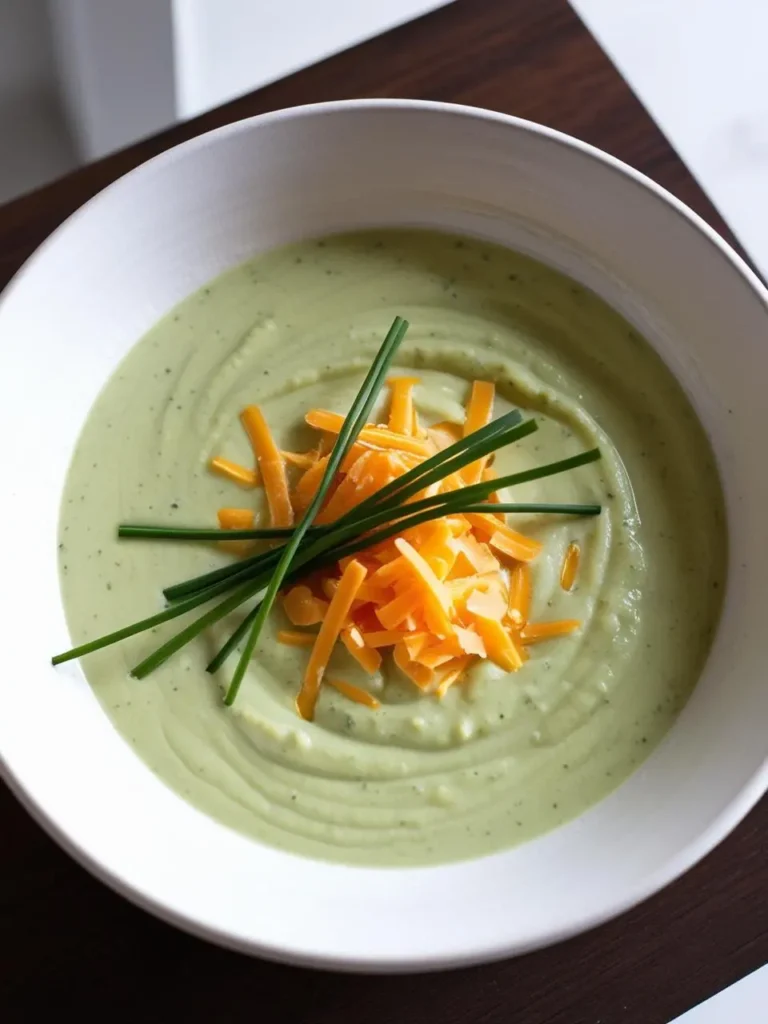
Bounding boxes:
[58,230,725,865]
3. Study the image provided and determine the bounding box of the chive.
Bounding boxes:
[159,413,535,602]
[204,498,601,671]
[163,543,280,602]
[50,579,245,666]
[282,443,597,572]
[490,448,602,489]
[443,502,601,515]
[304,497,583,571]
[118,524,300,541]
[177,435,587,612]
[222,316,409,706]
[337,408,526,521]
[122,501,600,544]
[291,484,601,584]
[167,439,598,606]
[331,418,539,529]
[206,604,259,673]
[130,581,263,679]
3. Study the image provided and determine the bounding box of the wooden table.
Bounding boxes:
[1,2,765,1020]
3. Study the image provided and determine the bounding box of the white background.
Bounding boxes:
[572,0,768,279]
[0,0,77,200]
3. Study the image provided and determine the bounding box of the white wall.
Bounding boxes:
[0,0,55,96]
[47,0,176,161]
[173,0,451,118]
[571,0,768,278]
[0,0,76,205]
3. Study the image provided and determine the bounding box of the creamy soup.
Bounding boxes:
[58,230,725,865]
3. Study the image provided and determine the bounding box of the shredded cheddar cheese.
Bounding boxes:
[305,408,432,457]
[387,376,420,435]
[293,456,329,512]
[217,507,256,555]
[282,585,329,626]
[560,542,580,591]
[435,656,472,699]
[281,450,319,469]
[216,508,255,530]
[209,457,260,488]
[209,377,583,716]
[326,677,381,709]
[296,559,368,720]
[340,627,382,674]
[520,619,580,644]
[361,629,410,648]
[507,563,531,627]
[462,380,495,483]
[467,513,543,562]
[428,420,462,451]
[277,629,316,647]
[240,405,294,528]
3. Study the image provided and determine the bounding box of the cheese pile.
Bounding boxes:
[210,378,580,720]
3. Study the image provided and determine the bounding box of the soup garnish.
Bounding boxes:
[52,316,601,721]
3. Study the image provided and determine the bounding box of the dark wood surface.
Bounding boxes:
[1,2,764,1021]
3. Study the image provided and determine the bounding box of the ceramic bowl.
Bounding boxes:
[1,100,767,971]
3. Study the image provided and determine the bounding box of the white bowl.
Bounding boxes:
[1,100,767,971]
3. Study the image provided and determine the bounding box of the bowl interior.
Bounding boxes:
[1,101,766,969]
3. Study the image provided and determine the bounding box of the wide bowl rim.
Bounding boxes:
[1,97,767,973]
